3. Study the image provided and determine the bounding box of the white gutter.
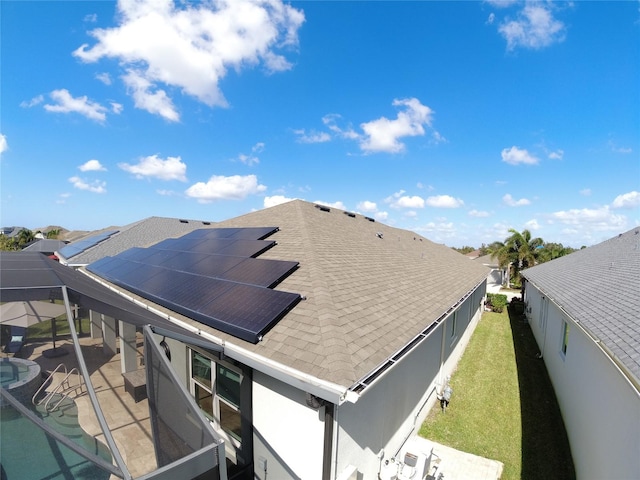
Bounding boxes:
[79,269,356,405]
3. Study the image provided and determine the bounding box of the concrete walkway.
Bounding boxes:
[398,435,504,480]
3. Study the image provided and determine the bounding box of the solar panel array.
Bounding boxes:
[59,230,119,259]
[87,227,301,343]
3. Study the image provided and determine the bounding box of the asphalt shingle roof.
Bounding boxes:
[65,216,218,265]
[522,227,640,385]
[156,200,490,388]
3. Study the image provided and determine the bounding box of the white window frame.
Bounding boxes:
[560,320,570,358]
[188,349,243,463]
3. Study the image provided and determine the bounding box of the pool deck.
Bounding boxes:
[3,333,156,479]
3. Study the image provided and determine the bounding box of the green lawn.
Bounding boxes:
[418,307,575,480]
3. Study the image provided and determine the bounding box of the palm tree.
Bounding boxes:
[16,228,35,248]
[488,229,544,286]
[46,228,61,239]
[504,229,544,283]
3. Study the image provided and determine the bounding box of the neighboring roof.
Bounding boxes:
[60,216,218,265]
[23,239,68,253]
[1,226,25,238]
[522,227,640,386]
[475,254,499,267]
[465,249,481,259]
[96,200,489,389]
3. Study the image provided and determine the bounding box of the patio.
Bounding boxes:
[2,331,157,479]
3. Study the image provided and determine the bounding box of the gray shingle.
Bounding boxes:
[522,227,640,384]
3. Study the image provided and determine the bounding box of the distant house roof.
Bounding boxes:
[22,239,68,253]
[474,254,499,267]
[1,227,25,238]
[522,227,640,386]
[60,216,218,265]
[86,200,489,390]
[465,249,481,259]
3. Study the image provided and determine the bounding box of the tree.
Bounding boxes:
[489,229,544,286]
[16,228,35,248]
[46,228,61,239]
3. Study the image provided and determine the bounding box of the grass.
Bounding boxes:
[26,316,91,339]
[418,307,575,480]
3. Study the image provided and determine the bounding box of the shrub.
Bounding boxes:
[486,293,508,313]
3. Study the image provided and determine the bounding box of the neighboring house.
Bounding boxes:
[57,216,219,267]
[0,226,25,238]
[80,200,490,479]
[474,254,503,285]
[22,239,68,255]
[521,227,640,480]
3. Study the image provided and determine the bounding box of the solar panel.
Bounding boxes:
[87,226,301,343]
[194,284,300,343]
[222,258,298,287]
[58,230,118,259]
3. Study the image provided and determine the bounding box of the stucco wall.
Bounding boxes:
[333,287,485,479]
[252,370,326,480]
[525,286,640,480]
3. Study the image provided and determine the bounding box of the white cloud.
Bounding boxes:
[486,13,496,25]
[375,211,389,221]
[79,159,106,172]
[485,0,517,7]
[264,195,296,208]
[498,4,566,51]
[359,98,438,153]
[468,209,490,218]
[425,195,464,208]
[20,95,44,108]
[237,142,265,166]
[122,70,179,122]
[580,188,592,196]
[608,140,632,154]
[548,149,564,160]
[503,193,531,207]
[84,13,97,23]
[357,200,378,213]
[68,176,106,193]
[294,129,331,144]
[611,191,640,209]
[524,219,540,230]
[43,89,108,122]
[322,114,359,140]
[501,146,539,165]
[119,154,187,181]
[74,0,304,118]
[0,134,7,155]
[96,72,112,85]
[548,206,627,231]
[392,195,425,209]
[186,174,266,203]
[111,102,123,114]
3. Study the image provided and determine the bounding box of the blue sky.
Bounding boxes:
[1,0,638,248]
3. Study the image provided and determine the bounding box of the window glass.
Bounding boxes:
[219,401,242,441]
[194,383,214,421]
[562,322,570,355]
[192,351,212,389]
[216,364,241,408]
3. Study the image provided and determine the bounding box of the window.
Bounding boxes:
[189,350,243,456]
[450,312,458,344]
[561,321,570,356]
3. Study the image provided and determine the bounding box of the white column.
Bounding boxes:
[102,315,118,356]
[119,320,138,373]
[89,310,103,339]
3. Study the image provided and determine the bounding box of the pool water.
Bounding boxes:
[0,395,112,480]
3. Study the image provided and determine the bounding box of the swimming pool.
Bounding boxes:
[0,395,112,479]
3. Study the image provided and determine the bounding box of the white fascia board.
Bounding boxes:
[224,342,357,405]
